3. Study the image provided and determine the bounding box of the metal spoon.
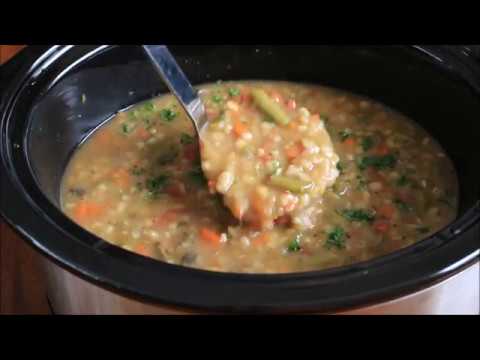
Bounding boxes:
[142,45,208,137]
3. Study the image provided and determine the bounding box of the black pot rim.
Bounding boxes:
[1,45,479,313]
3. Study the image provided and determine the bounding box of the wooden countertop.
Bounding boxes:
[0,45,51,314]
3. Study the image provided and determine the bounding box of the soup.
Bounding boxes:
[61,81,458,273]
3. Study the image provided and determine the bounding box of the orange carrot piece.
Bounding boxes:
[343,137,356,147]
[136,127,151,140]
[285,141,304,160]
[134,243,153,257]
[73,201,106,222]
[199,227,222,248]
[233,118,248,137]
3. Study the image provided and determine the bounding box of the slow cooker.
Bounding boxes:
[1,45,479,314]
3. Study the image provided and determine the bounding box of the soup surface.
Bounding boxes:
[61,81,458,273]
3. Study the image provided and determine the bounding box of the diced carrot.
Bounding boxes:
[136,127,151,141]
[199,227,222,248]
[343,137,356,150]
[285,141,304,160]
[253,232,270,246]
[233,118,248,137]
[134,243,154,258]
[111,168,131,189]
[375,143,390,156]
[377,204,396,219]
[239,92,252,106]
[73,201,106,223]
[373,221,390,234]
[287,99,296,110]
[153,208,185,228]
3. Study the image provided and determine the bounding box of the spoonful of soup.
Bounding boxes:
[143,45,340,230]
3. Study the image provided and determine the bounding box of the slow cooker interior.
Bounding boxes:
[27,45,480,220]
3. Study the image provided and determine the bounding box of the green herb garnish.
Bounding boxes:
[142,101,155,112]
[121,122,136,134]
[356,175,367,191]
[160,108,177,122]
[340,209,375,223]
[336,161,345,174]
[180,133,194,145]
[212,94,224,103]
[361,136,375,151]
[287,233,302,253]
[325,226,346,249]
[228,88,240,97]
[145,175,170,197]
[358,154,397,171]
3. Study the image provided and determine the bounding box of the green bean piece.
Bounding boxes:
[251,88,290,126]
[270,175,313,193]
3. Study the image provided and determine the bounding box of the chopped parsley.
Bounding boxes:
[358,154,397,171]
[145,175,170,197]
[356,175,367,191]
[228,87,240,97]
[121,122,136,134]
[361,136,375,151]
[160,108,177,122]
[287,233,302,253]
[211,93,224,103]
[180,133,194,145]
[325,226,346,250]
[340,208,375,223]
[142,101,155,112]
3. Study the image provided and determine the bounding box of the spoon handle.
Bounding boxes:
[142,45,206,133]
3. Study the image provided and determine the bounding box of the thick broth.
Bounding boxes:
[61,81,458,273]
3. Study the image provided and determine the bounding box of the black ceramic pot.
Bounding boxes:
[1,45,479,314]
